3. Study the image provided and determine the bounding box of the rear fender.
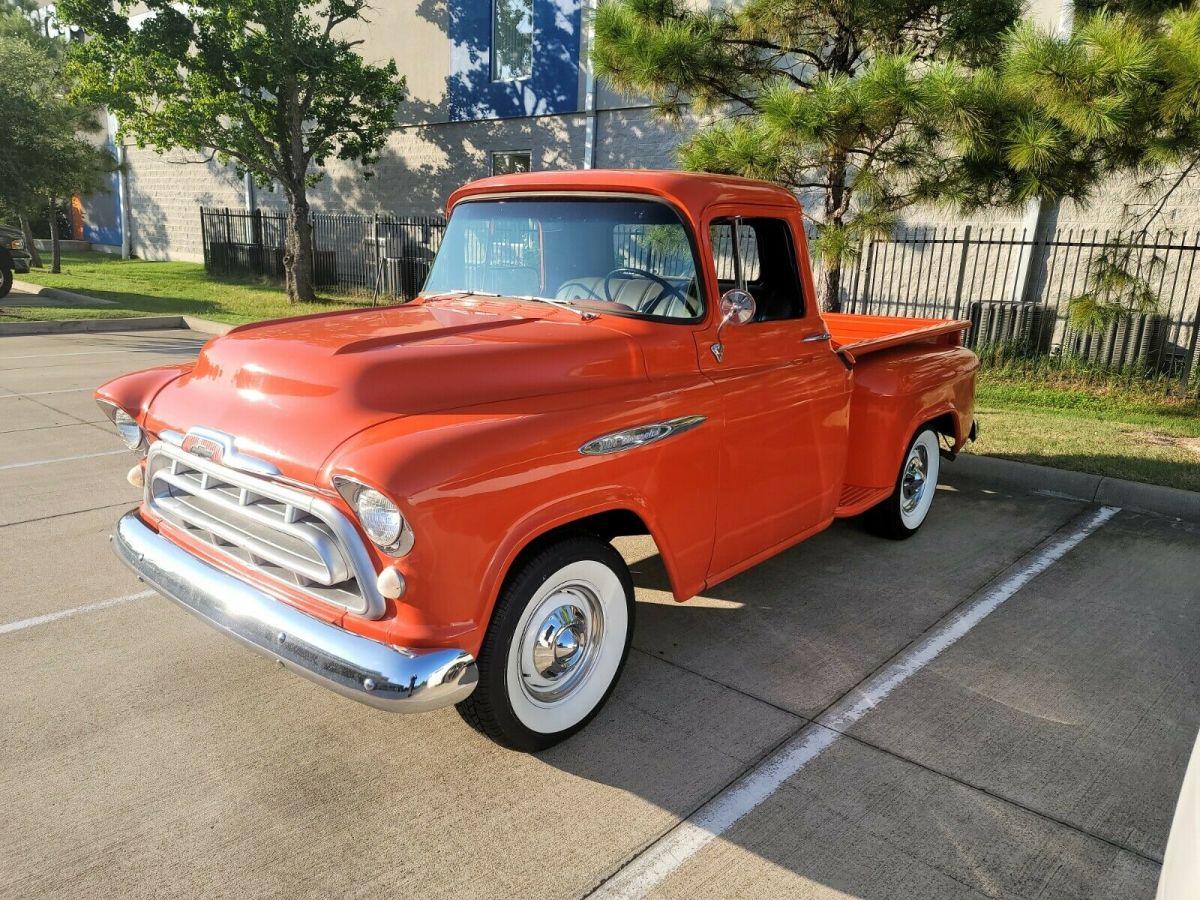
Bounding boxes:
[844,345,977,489]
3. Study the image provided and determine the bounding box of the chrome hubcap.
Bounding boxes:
[520,584,604,703]
[532,604,586,679]
[901,445,928,514]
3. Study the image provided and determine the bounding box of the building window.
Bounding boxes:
[492,0,533,82]
[492,151,532,176]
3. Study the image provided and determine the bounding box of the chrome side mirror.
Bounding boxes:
[719,289,756,326]
[712,289,756,362]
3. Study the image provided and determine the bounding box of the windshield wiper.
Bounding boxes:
[513,294,598,320]
[431,289,598,320]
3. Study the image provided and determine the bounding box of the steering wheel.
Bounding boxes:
[603,267,697,317]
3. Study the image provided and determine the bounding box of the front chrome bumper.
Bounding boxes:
[112,510,478,712]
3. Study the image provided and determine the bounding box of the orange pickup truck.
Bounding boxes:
[99,170,977,751]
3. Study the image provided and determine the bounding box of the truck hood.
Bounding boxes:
[146,298,648,483]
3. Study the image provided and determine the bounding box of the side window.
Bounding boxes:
[709,218,804,322]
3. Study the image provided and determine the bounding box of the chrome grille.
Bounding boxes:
[145,441,384,618]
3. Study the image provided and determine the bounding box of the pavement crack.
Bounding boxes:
[1,501,133,529]
[822,728,1164,868]
[629,644,809,723]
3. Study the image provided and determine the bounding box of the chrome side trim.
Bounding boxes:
[579,415,707,456]
[112,510,478,712]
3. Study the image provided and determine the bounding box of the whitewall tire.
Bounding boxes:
[457,535,634,751]
[866,427,941,539]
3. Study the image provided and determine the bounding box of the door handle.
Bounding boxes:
[801,332,832,343]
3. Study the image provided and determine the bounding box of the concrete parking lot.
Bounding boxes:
[2,328,1197,899]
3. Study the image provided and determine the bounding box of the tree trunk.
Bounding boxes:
[283,191,316,302]
[19,215,42,268]
[818,265,843,313]
[821,150,850,313]
[49,198,61,274]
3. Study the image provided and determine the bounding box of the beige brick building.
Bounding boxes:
[35,0,1200,262]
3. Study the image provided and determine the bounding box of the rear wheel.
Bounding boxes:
[865,427,941,540]
[0,265,12,300]
[456,535,634,752]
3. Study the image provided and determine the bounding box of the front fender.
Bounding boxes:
[96,364,196,425]
[323,383,721,657]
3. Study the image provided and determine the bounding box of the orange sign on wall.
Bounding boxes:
[70,196,84,241]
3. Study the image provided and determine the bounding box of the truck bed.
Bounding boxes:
[824,313,971,361]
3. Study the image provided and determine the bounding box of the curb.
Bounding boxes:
[0,314,234,337]
[949,453,1200,523]
[10,279,116,306]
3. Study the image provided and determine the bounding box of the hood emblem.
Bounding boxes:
[182,433,224,463]
[175,427,282,478]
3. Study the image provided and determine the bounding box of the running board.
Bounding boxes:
[834,484,892,518]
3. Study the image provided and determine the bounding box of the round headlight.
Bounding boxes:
[356,487,403,548]
[112,407,144,450]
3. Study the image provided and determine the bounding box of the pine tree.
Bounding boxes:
[592,0,1022,310]
[963,3,1200,331]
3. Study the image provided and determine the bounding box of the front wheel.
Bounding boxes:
[864,427,941,540]
[0,266,12,300]
[456,535,634,752]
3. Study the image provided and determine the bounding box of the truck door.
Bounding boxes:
[696,211,851,579]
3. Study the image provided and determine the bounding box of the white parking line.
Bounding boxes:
[0,347,198,360]
[0,449,127,470]
[0,349,131,360]
[591,505,1122,899]
[0,590,154,636]
[0,387,94,398]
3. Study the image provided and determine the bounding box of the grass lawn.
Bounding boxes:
[969,377,1200,492]
[4,253,1198,491]
[3,252,361,324]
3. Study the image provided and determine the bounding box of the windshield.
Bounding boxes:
[423,197,703,321]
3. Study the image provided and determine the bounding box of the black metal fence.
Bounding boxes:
[842,225,1200,399]
[201,208,445,301]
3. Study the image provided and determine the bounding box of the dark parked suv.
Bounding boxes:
[0,225,34,299]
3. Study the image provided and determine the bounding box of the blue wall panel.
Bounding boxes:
[448,0,581,121]
[83,148,122,247]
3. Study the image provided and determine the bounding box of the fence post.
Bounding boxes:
[200,209,208,271]
[845,236,865,313]
[951,224,972,321]
[1181,287,1200,400]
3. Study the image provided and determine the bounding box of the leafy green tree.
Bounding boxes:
[592,0,1022,310]
[960,4,1200,331]
[60,0,408,301]
[0,27,114,273]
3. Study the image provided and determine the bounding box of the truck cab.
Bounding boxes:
[99,170,977,751]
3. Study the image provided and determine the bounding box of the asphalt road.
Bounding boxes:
[1,329,1197,899]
